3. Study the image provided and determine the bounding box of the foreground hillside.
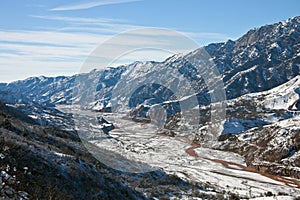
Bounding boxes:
[0,101,241,199]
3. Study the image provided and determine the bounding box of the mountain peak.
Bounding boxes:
[236,16,300,48]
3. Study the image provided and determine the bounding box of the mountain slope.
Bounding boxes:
[206,16,300,98]
[207,75,300,179]
[1,16,299,112]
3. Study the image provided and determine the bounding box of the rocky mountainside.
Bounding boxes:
[0,16,299,111]
[210,75,300,179]
[207,16,300,98]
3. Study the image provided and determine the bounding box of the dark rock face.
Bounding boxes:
[218,134,237,142]
[296,101,300,110]
[97,116,115,134]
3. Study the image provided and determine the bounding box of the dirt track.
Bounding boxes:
[158,132,300,189]
[185,143,300,189]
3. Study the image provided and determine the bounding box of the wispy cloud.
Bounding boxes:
[0,30,104,82]
[0,28,191,82]
[31,15,126,24]
[30,15,140,34]
[0,14,230,82]
[0,30,107,47]
[50,0,141,11]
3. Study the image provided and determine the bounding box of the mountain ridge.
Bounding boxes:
[1,16,300,108]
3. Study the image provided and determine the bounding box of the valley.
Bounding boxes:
[59,105,300,198]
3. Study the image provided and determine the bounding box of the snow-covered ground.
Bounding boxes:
[58,105,300,198]
[233,75,300,111]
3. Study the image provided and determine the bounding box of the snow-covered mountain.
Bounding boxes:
[1,16,300,111]
[223,75,300,134]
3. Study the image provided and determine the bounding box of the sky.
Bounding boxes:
[0,0,299,82]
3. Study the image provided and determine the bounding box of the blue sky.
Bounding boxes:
[1,0,299,82]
